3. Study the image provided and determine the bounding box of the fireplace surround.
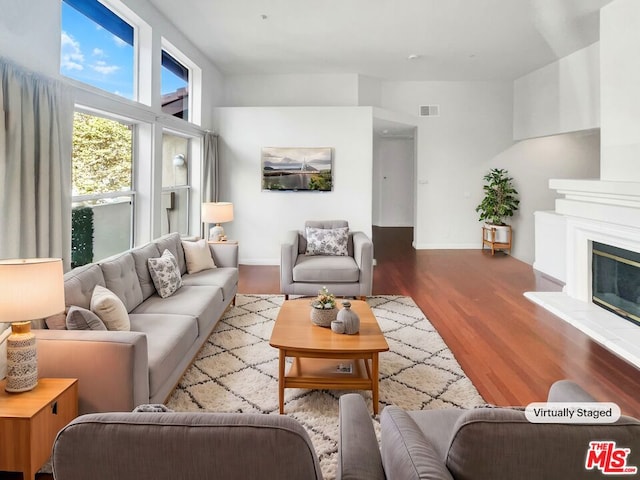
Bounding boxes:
[526,179,640,369]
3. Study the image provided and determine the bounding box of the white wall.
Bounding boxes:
[380,81,515,250]
[490,131,601,264]
[214,107,373,264]
[222,74,359,107]
[513,43,600,140]
[0,1,61,76]
[358,75,382,107]
[600,0,640,181]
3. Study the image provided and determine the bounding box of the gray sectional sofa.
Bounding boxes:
[35,233,238,414]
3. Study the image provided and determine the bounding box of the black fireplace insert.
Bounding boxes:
[592,241,640,327]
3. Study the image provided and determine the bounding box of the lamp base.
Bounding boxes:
[209,224,225,242]
[5,321,38,393]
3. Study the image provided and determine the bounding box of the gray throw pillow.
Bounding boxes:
[305,226,349,256]
[45,311,68,330]
[66,306,107,331]
[148,249,183,298]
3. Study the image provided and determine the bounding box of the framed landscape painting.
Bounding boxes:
[262,147,333,191]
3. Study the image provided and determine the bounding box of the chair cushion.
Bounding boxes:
[100,253,144,312]
[154,232,187,275]
[181,267,238,302]
[130,243,161,300]
[293,255,360,283]
[305,226,349,256]
[132,286,224,337]
[129,314,198,398]
[63,263,106,310]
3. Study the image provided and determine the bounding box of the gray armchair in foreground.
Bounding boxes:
[52,411,323,480]
[280,220,373,299]
[338,380,640,480]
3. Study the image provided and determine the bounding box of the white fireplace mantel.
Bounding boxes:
[527,178,640,369]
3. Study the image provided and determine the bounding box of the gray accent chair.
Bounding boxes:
[52,411,323,480]
[338,380,640,480]
[280,220,374,299]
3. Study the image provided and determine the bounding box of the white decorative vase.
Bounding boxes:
[337,301,360,334]
[5,321,38,393]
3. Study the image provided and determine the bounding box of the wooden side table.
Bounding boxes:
[0,378,78,480]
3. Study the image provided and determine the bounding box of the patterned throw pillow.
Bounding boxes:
[148,249,183,298]
[305,226,349,256]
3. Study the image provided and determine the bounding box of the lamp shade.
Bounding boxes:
[0,258,65,323]
[201,202,234,224]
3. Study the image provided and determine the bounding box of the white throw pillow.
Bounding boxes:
[90,285,131,331]
[148,249,183,298]
[305,226,349,256]
[181,239,216,274]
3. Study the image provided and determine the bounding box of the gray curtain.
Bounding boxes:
[202,131,219,237]
[202,131,219,202]
[0,59,73,270]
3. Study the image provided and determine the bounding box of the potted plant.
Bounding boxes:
[475,168,519,245]
[310,286,337,327]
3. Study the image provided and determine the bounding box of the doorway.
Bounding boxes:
[372,119,416,232]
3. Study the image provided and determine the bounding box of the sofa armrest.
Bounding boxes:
[381,405,454,480]
[209,242,239,268]
[338,394,385,480]
[35,329,149,414]
[547,380,597,402]
[352,231,374,296]
[280,230,299,290]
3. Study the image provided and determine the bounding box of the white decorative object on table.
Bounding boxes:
[337,301,360,334]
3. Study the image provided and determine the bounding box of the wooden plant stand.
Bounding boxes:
[482,224,512,255]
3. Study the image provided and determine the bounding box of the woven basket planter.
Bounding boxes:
[310,307,337,327]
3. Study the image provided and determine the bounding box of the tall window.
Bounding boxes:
[71,112,134,266]
[161,50,189,120]
[61,0,135,100]
[161,133,190,235]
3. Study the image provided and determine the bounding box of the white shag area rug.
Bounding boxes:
[166,294,485,480]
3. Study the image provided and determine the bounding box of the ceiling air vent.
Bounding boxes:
[419,105,440,117]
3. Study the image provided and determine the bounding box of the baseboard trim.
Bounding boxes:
[239,258,279,266]
[413,243,481,250]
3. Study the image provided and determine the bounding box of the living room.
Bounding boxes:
[1,0,640,479]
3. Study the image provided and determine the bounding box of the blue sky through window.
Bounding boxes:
[61,1,187,101]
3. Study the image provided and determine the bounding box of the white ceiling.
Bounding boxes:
[148,0,612,81]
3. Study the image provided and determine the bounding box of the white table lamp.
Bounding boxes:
[202,202,234,241]
[0,258,65,392]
